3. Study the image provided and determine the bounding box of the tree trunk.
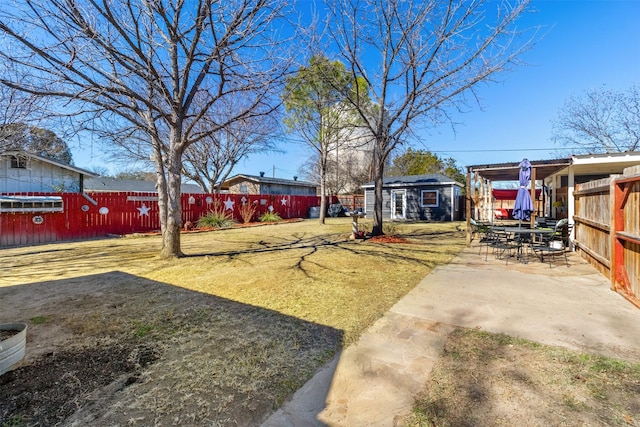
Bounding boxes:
[159,135,185,259]
[371,139,385,236]
[319,176,327,225]
[372,168,384,235]
[319,151,327,224]
[160,169,184,258]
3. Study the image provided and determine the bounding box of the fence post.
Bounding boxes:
[610,175,619,291]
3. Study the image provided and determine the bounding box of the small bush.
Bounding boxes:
[197,201,235,229]
[259,211,282,222]
[383,222,399,236]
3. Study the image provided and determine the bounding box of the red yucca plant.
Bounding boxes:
[238,200,258,223]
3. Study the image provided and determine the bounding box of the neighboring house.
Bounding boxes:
[219,173,317,195]
[362,174,464,221]
[0,150,97,193]
[84,177,205,194]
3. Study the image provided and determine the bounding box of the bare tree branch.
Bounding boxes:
[552,85,640,154]
[0,0,293,257]
[324,0,536,234]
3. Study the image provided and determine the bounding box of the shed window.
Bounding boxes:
[239,184,248,194]
[421,190,439,207]
[10,155,27,169]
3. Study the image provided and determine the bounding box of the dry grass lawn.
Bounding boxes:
[2,218,640,426]
[403,328,640,427]
[0,218,465,426]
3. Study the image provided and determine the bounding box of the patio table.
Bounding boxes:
[491,227,555,263]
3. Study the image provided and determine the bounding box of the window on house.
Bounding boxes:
[239,184,248,194]
[421,190,439,207]
[10,155,27,169]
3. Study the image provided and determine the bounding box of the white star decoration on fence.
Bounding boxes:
[137,204,150,216]
[223,198,235,211]
[280,197,287,206]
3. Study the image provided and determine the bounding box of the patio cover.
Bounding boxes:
[467,158,571,182]
[465,157,571,244]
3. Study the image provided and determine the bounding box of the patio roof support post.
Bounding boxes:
[568,165,576,225]
[487,180,493,223]
[466,167,472,246]
[551,174,558,218]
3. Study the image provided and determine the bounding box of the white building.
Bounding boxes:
[0,150,97,193]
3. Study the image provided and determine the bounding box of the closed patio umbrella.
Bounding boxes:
[512,158,533,224]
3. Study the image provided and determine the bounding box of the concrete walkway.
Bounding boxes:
[262,246,640,427]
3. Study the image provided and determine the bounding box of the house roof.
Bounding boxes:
[362,173,464,188]
[84,177,205,193]
[1,150,98,177]
[552,151,640,178]
[220,174,317,188]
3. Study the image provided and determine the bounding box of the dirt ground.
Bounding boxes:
[0,253,340,426]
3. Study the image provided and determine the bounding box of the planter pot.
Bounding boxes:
[0,323,28,376]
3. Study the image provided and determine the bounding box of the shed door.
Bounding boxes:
[390,190,406,220]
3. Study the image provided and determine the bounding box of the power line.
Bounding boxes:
[429,147,574,153]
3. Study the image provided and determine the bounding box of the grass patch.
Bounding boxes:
[403,328,640,427]
[29,316,47,325]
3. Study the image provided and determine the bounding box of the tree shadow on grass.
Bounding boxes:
[0,271,342,427]
[184,230,465,276]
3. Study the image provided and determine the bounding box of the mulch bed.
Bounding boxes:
[368,235,412,244]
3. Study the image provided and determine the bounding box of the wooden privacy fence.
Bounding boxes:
[336,194,365,212]
[0,192,325,247]
[574,165,640,308]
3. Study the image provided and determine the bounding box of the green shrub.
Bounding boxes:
[383,222,398,236]
[259,211,282,222]
[197,201,235,229]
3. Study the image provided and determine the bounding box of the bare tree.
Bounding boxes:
[182,96,280,193]
[0,0,291,258]
[325,0,535,235]
[552,85,640,154]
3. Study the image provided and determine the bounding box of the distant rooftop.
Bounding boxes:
[362,173,463,187]
[220,174,317,188]
[85,177,204,193]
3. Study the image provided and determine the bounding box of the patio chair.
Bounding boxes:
[479,229,503,260]
[562,223,574,248]
[553,218,568,236]
[470,218,491,243]
[488,229,520,264]
[530,231,569,267]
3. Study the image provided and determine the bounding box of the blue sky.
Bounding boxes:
[72,0,640,179]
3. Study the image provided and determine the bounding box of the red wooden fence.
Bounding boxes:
[0,192,328,247]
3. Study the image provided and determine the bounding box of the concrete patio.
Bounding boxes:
[263,245,640,427]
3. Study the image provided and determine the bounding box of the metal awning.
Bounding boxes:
[468,158,572,182]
